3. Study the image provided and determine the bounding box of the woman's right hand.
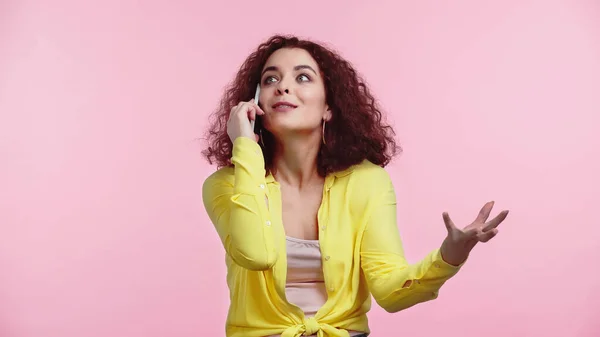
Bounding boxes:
[227,99,265,143]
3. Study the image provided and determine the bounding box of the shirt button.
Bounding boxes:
[259,184,265,189]
[321,225,326,230]
[324,255,330,261]
[265,220,271,226]
[329,287,335,292]
[434,263,440,268]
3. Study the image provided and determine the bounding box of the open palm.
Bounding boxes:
[441,201,509,265]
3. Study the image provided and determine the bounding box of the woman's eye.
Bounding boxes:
[297,74,310,82]
[263,74,310,85]
[263,76,277,84]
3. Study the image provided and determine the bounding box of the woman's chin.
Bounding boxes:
[267,126,320,138]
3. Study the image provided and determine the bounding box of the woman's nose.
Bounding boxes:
[275,80,290,95]
[276,87,289,95]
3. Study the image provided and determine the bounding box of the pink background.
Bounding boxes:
[1,0,599,336]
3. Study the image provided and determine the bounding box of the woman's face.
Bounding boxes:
[259,48,331,137]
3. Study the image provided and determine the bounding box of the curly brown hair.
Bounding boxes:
[201,34,401,177]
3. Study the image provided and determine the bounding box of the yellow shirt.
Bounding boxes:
[202,137,464,337]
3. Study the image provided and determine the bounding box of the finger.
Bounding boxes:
[232,102,255,120]
[228,105,237,120]
[249,102,266,118]
[463,227,480,238]
[238,101,263,114]
[255,103,266,115]
[229,101,244,119]
[477,228,498,243]
[245,104,259,121]
[248,100,265,115]
[442,212,457,232]
[475,201,495,223]
[482,210,509,232]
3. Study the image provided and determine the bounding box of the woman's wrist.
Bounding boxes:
[440,236,469,266]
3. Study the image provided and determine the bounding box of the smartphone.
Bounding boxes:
[251,83,261,134]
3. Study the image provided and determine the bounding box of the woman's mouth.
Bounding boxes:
[272,101,298,112]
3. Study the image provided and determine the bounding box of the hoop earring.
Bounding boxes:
[259,129,265,148]
[322,121,327,145]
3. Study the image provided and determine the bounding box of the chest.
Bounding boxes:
[279,185,324,241]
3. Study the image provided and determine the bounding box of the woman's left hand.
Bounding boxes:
[440,201,509,266]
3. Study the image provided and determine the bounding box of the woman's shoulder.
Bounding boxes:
[203,159,391,189]
[334,159,392,184]
[331,160,394,203]
[332,160,395,219]
[202,165,235,189]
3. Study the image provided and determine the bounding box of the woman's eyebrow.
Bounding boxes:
[261,65,317,76]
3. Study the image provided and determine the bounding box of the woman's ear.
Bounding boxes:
[323,105,332,122]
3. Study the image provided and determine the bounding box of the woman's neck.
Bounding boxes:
[271,133,323,189]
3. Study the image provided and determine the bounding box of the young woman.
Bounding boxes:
[201,35,509,337]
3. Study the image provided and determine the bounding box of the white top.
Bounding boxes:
[267,237,364,337]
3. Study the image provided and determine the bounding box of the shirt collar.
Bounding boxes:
[265,164,355,189]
